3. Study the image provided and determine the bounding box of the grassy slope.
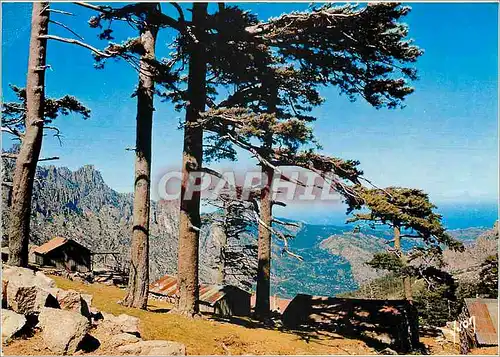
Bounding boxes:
[48,276,376,355]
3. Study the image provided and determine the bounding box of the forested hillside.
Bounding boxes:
[1,161,409,296]
[3,158,496,299]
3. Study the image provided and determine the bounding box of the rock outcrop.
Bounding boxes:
[2,266,57,315]
[53,289,92,318]
[1,309,26,341]
[38,307,90,354]
[2,267,187,355]
[100,312,141,336]
[108,332,142,348]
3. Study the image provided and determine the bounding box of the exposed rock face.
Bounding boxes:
[320,233,388,286]
[117,340,186,356]
[1,163,225,284]
[37,307,90,354]
[3,266,57,315]
[1,309,26,341]
[444,222,499,282]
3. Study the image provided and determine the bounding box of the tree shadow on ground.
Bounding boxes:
[148,307,172,313]
[210,296,428,354]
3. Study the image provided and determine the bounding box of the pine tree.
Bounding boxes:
[4,3,91,267]
[199,2,423,317]
[121,4,161,309]
[350,187,464,303]
[478,254,498,298]
[68,2,179,308]
[75,2,423,315]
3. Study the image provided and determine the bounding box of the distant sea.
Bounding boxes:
[280,201,498,230]
[436,201,498,229]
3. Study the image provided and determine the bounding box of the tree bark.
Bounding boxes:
[255,164,273,318]
[394,225,413,304]
[8,2,49,267]
[255,80,278,318]
[123,9,158,309]
[176,2,208,316]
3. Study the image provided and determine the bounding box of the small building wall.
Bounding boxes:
[35,241,91,272]
[225,287,251,317]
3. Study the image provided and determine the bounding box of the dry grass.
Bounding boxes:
[3,276,376,355]
[8,276,492,356]
[420,336,499,356]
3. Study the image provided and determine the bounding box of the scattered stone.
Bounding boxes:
[1,309,27,341]
[55,289,92,318]
[101,312,141,336]
[362,330,394,345]
[35,271,57,288]
[117,340,186,356]
[108,333,141,348]
[3,266,57,314]
[38,307,90,355]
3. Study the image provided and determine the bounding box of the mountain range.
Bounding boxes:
[1,161,495,297]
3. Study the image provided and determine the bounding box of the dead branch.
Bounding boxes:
[47,8,74,16]
[49,19,85,41]
[39,35,115,58]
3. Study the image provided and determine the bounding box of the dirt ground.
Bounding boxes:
[2,276,377,355]
[2,277,498,355]
[420,336,498,355]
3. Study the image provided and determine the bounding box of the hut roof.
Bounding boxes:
[149,274,248,306]
[464,298,498,346]
[33,237,89,255]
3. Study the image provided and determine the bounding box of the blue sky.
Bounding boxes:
[2,2,498,225]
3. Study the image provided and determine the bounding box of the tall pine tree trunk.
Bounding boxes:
[176,2,207,316]
[8,2,49,267]
[255,164,273,318]
[123,12,158,309]
[394,225,413,303]
[255,80,277,318]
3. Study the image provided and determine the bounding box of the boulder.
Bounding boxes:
[101,312,141,336]
[117,340,186,356]
[81,294,93,308]
[115,314,141,335]
[3,266,57,314]
[55,289,92,318]
[3,266,55,289]
[108,333,141,348]
[1,309,27,341]
[38,307,90,355]
[35,271,57,288]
